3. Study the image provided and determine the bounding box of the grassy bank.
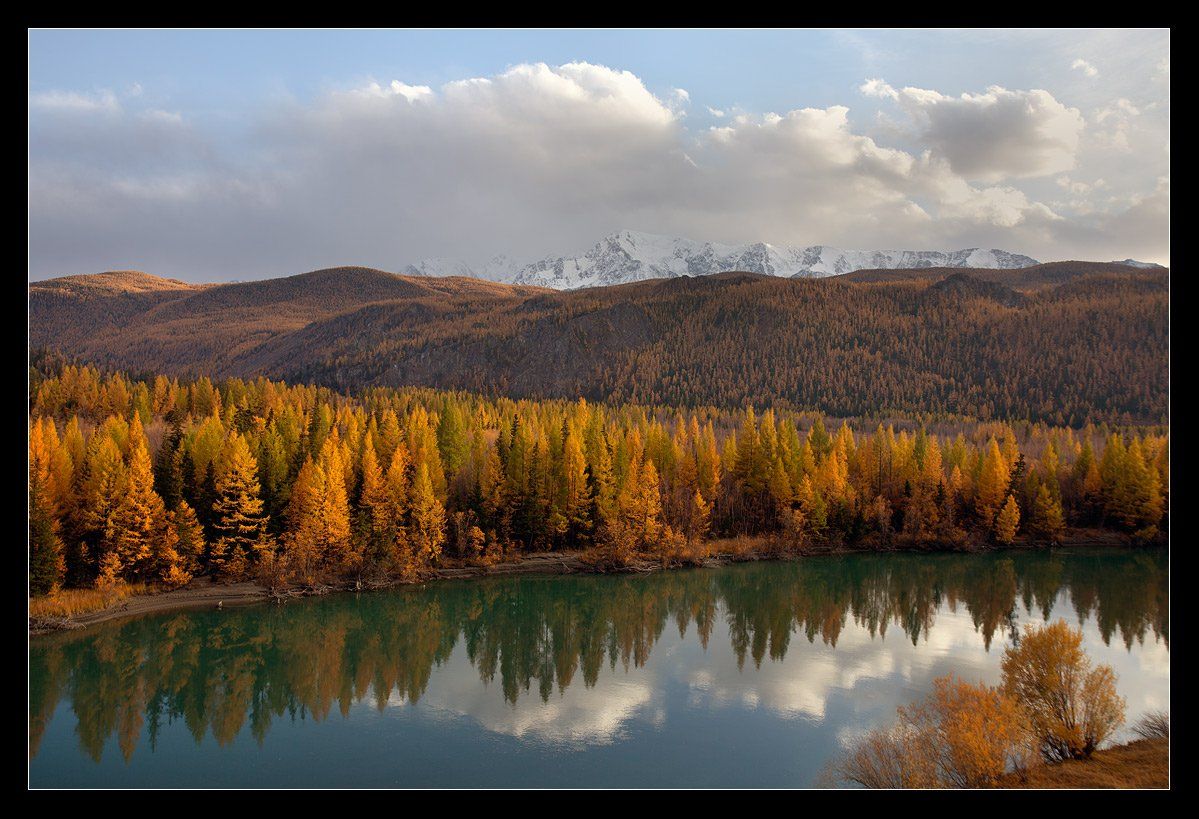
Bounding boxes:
[999,738,1168,788]
[28,581,146,620]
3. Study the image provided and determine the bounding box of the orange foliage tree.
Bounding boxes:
[1001,620,1125,761]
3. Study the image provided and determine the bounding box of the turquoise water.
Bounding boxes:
[29,549,1169,788]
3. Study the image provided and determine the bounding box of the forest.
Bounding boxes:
[28,362,1168,597]
[29,263,1169,426]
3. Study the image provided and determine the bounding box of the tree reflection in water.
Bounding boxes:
[29,549,1168,763]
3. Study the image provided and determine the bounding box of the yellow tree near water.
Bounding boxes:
[407,463,446,569]
[994,495,1020,545]
[210,430,269,577]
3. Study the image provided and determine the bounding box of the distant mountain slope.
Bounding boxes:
[29,262,1167,424]
[399,230,1039,289]
[836,260,1161,290]
[1112,259,1166,269]
[923,272,1028,308]
[32,270,200,296]
[29,266,550,380]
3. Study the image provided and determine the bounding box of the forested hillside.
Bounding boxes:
[29,262,1167,425]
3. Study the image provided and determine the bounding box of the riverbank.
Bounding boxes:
[28,528,1154,636]
[999,738,1169,788]
[28,552,600,635]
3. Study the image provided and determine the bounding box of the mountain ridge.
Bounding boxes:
[29,261,1167,424]
[398,230,1040,290]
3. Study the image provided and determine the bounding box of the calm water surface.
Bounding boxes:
[29,549,1169,788]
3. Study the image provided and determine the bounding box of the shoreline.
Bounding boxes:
[29,530,1157,637]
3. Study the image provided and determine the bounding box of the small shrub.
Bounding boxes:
[830,674,1033,788]
[1131,710,1169,740]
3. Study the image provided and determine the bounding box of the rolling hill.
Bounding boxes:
[28,262,1168,425]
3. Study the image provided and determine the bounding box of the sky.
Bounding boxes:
[28,28,1170,282]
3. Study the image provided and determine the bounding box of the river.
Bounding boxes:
[29,548,1169,787]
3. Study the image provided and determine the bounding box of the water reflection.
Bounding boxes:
[29,549,1168,784]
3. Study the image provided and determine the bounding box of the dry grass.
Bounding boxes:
[999,738,1168,789]
[29,582,147,619]
[709,535,774,559]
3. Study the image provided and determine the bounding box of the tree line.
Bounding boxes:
[29,364,1168,596]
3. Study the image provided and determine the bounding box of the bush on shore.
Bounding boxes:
[829,621,1133,788]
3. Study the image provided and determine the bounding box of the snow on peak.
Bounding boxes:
[1111,259,1165,269]
[400,231,1040,290]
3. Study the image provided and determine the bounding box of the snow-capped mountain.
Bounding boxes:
[397,258,476,279]
[398,254,523,282]
[401,230,1039,290]
[1111,259,1166,269]
[784,246,1040,278]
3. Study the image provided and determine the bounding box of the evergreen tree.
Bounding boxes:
[1029,483,1065,544]
[111,418,171,581]
[317,429,353,565]
[29,421,66,594]
[171,500,206,577]
[283,456,324,582]
[686,489,711,544]
[560,428,593,545]
[995,495,1021,545]
[154,415,186,512]
[621,457,662,551]
[437,400,469,476]
[357,437,393,564]
[408,463,446,567]
[210,430,270,576]
[72,434,128,585]
[976,438,1011,524]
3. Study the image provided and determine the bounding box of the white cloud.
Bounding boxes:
[31,89,120,113]
[859,78,899,101]
[1071,58,1100,78]
[353,79,435,103]
[1092,98,1143,152]
[1096,98,1141,120]
[28,63,1168,279]
[862,80,1085,182]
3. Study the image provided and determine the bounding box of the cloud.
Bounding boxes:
[859,78,899,101]
[31,89,120,113]
[706,106,726,118]
[1071,58,1099,78]
[29,63,1167,280]
[1092,98,1142,152]
[861,80,1085,182]
[352,80,435,103]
